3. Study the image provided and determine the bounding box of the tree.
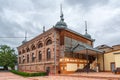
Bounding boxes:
[0,45,17,70]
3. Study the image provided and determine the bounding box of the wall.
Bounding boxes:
[59,29,93,46]
[113,50,120,68]
[18,28,60,74]
[104,52,115,71]
[59,58,87,74]
[114,54,120,68]
[98,54,104,71]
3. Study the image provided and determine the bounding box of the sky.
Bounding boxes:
[0,0,120,50]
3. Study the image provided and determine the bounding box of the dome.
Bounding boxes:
[84,21,92,39]
[54,5,67,29]
[84,33,91,39]
[22,40,27,44]
[55,20,67,28]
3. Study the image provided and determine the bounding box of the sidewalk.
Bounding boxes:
[0,71,120,80]
[60,72,120,80]
[0,71,32,80]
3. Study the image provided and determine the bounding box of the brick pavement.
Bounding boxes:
[0,71,32,80]
[29,76,108,80]
[60,72,120,80]
[0,71,119,80]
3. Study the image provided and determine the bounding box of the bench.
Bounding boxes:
[114,67,120,74]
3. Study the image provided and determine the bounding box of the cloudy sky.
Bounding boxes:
[0,0,120,49]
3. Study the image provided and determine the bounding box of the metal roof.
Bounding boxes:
[65,41,103,55]
[64,28,95,41]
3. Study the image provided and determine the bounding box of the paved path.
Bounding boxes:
[62,72,120,80]
[29,76,107,80]
[0,71,32,80]
[0,71,119,80]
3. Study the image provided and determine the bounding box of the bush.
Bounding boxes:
[10,70,47,77]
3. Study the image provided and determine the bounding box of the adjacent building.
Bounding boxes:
[97,45,120,72]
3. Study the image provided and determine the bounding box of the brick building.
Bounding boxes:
[17,7,103,74]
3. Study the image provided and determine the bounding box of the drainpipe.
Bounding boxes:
[86,49,89,73]
[96,52,99,72]
[103,52,105,72]
[54,30,57,75]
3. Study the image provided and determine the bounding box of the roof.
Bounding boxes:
[55,20,67,28]
[64,28,95,41]
[17,27,54,49]
[96,44,113,49]
[65,41,103,55]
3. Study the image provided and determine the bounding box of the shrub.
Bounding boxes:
[10,70,47,77]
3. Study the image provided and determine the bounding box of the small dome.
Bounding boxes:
[55,20,67,28]
[55,5,67,29]
[84,33,91,39]
[22,40,27,44]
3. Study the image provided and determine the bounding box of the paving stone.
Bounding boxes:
[0,72,120,80]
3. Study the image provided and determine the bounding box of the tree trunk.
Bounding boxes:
[4,66,8,70]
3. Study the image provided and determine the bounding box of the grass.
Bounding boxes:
[10,70,47,77]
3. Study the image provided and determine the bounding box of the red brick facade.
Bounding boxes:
[17,27,93,74]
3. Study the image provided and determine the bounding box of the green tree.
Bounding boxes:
[0,45,17,70]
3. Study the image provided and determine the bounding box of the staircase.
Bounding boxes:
[76,56,96,72]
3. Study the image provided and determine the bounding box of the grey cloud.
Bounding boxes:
[65,0,109,10]
[93,13,120,46]
[0,0,34,13]
[0,0,120,49]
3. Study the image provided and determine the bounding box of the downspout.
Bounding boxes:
[96,52,99,72]
[86,49,89,73]
[54,30,57,75]
[103,52,105,72]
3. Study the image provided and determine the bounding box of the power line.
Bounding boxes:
[0,36,33,38]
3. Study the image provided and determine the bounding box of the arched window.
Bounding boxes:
[38,43,43,48]
[19,51,21,55]
[27,54,29,63]
[46,39,52,45]
[19,57,21,64]
[22,55,25,63]
[47,48,51,60]
[22,49,25,53]
[26,47,30,52]
[38,51,42,61]
[32,53,35,62]
[31,44,36,50]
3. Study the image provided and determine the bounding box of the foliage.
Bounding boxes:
[0,45,17,70]
[10,70,47,77]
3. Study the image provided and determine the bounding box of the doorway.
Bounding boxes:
[46,67,50,75]
[111,62,115,72]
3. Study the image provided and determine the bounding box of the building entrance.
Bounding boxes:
[111,62,115,72]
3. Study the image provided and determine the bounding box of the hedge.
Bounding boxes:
[10,70,47,77]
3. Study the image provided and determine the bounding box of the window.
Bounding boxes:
[47,48,51,60]
[22,56,25,63]
[32,53,35,62]
[22,49,25,53]
[19,51,21,55]
[46,39,52,45]
[26,48,30,52]
[38,43,43,48]
[38,51,42,61]
[31,44,36,50]
[19,57,21,64]
[27,54,29,63]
